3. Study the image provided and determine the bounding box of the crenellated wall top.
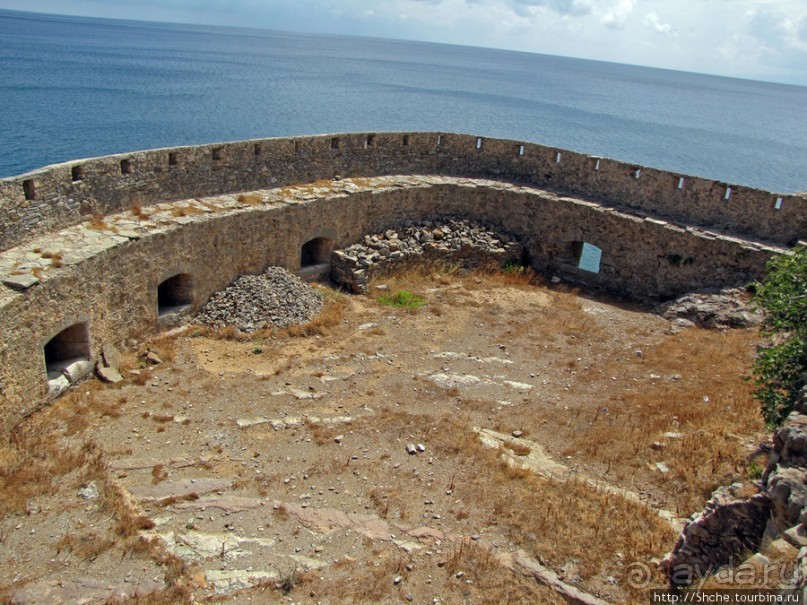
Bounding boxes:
[1,132,804,252]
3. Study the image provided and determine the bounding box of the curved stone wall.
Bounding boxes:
[0,173,782,429]
[0,133,803,431]
[1,133,804,252]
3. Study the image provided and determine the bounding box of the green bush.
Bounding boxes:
[377,290,426,310]
[751,247,807,426]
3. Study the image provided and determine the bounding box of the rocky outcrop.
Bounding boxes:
[665,387,807,588]
[663,485,770,586]
[656,288,762,329]
[330,217,523,292]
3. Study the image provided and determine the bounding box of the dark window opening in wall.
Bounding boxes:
[402,135,410,146]
[301,238,334,267]
[365,134,375,149]
[158,274,194,316]
[666,253,695,267]
[44,322,90,377]
[71,166,84,182]
[574,242,602,274]
[330,137,339,150]
[120,159,133,175]
[23,179,37,201]
[294,140,302,153]
[168,152,178,166]
[212,148,223,162]
[254,143,262,156]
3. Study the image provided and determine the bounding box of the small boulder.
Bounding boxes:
[145,350,163,365]
[2,274,39,290]
[97,365,123,384]
[102,343,124,370]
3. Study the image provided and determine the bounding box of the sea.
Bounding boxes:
[1,8,805,193]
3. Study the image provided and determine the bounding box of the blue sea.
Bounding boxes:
[1,8,805,193]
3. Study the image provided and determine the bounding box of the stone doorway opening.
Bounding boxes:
[299,237,334,281]
[44,322,92,397]
[158,274,194,317]
[157,273,194,329]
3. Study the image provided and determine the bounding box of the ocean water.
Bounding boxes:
[1,9,805,193]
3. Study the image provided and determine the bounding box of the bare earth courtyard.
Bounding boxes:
[0,268,765,604]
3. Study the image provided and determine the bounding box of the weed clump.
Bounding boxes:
[378,290,426,310]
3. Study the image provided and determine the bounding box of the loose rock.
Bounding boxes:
[195,267,323,333]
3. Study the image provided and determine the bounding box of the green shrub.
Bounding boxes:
[377,290,426,310]
[751,247,807,427]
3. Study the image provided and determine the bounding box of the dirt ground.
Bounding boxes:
[0,267,767,604]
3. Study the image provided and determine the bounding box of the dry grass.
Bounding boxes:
[40,250,64,268]
[563,327,763,512]
[304,550,408,602]
[55,532,116,561]
[170,205,204,218]
[368,487,408,520]
[0,428,104,516]
[147,333,181,364]
[86,213,117,232]
[373,409,675,593]
[277,179,336,199]
[131,203,151,220]
[443,540,567,604]
[236,193,263,205]
[303,417,346,447]
[281,287,346,338]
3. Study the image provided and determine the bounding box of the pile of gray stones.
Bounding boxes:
[194,267,323,333]
[331,217,523,292]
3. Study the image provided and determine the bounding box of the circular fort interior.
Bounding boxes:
[0,132,804,603]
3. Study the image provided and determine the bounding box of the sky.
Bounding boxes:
[1,0,806,85]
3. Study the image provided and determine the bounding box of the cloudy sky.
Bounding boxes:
[2,0,806,85]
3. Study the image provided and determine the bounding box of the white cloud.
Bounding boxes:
[511,0,592,17]
[644,11,675,36]
[601,0,635,29]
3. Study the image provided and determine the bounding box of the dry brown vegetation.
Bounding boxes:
[0,264,768,603]
[236,193,264,205]
[131,203,151,220]
[86,213,117,232]
[170,205,204,218]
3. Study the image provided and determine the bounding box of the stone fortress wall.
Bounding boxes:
[1,132,804,251]
[0,132,804,429]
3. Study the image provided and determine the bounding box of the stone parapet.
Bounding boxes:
[1,133,804,252]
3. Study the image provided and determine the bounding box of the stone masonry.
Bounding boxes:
[0,173,786,429]
[331,217,523,292]
[0,132,804,431]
